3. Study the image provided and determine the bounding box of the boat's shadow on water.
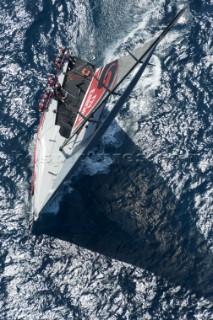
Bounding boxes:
[33,128,213,301]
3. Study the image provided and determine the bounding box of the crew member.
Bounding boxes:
[38,99,45,110]
[48,75,58,87]
[65,50,76,68]
[38,88,54,110]
[46,88,54,97]
[54,61,62,70]
[53,56,63,70]
[54,82,66,101]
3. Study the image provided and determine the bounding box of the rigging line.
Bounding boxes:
[63,89,76,99]
[126,49,155,66]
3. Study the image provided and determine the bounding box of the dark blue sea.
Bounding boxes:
[0,0,213,319]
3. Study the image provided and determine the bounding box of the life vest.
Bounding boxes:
[82,68,90,77]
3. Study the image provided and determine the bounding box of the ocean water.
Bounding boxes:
[0,0,213,319]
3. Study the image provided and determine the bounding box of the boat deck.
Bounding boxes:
[55,57,95,138]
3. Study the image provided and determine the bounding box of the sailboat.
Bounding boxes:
[31,7,186,227]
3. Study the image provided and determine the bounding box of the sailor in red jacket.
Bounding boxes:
[48,75,58,87]
[38,88,54,110]
[38,99,45,110]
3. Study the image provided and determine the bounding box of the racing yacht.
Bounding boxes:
[31,7,186,227]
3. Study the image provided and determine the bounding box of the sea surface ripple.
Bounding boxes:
[0,0,212,319]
